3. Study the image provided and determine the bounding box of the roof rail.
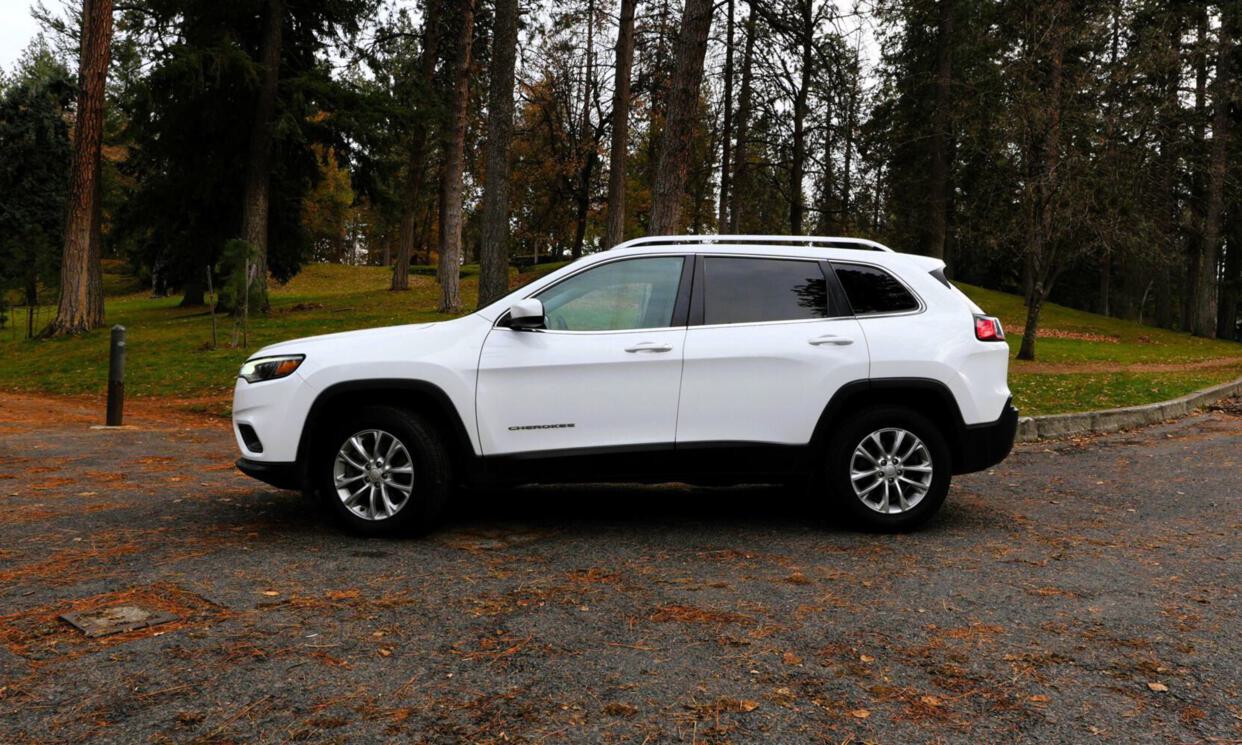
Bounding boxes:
[612,234,894,253]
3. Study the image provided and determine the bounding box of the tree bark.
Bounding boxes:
[604,0,638,248]
[648,0,713,234]
[571,0,598,259]
[1219,209,1240,339]
[1154,3,1183,330]
[788,0,813,235]
[394,4,442,291]
[437,0,475,314]
[925,0,953,260]
[238,0,283,312]
[728,5,756,233]
[716,0,734,231]
[815,112,834,233]
[1194,4,1233,338]
[46,0,112,336]
[841,47,860,231]
[1017,3,1066,362]
[1184,6,1209,331]
[476,0,519,308]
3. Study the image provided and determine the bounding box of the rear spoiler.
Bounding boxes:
[897,255,983,313]
[899,254,947,273]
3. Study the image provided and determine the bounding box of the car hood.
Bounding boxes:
[249,322,436,359]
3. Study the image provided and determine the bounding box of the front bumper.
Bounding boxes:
[236,458,302,491]
[954,398,1019,474]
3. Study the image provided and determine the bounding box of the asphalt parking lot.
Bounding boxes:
[1,393,1239,743]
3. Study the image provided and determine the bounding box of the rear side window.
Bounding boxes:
[703,257,829,325]
[833,263,920,315]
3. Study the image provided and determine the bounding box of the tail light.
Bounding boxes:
[974,315,1005,341]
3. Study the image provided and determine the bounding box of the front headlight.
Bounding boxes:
[239,354,305,383]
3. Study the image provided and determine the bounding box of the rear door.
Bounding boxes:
[675,255,869,445]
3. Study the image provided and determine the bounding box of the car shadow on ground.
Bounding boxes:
[236,480,986,542]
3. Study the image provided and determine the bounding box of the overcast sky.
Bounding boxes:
[1,0,878,86]
[1,0,62,72]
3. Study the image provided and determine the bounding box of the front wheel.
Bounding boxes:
[824,407,951,531]
[313,406,451,536]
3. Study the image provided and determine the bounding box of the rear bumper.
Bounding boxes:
[954,398,1019,474]
[236,458,302,490]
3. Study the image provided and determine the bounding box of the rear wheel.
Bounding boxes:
[824,407,951,531]
[313,405,451,536]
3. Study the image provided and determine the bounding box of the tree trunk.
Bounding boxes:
[815,115,835,233]
[728,5,756,233]
[1184,6,1209,331]
[1219,210,1241,339]
[392,210,413,289]
[716,0,734,231]
[1098,250,1110,316]
[1017,3,1066,362]
[46,0,112,337]
[925,0,953,260]
[437,0,475,314]
[648,0,714,235]
[1194,4,1233,338]
[237,0,282,312]
[393,4,441,291]
[788,1,812,235]
[1017,284,1045,362]
[571,0,598,259]
[181,275,205,307]
[841,48,860,231]
[476,0,519,308]
[1154,4,1182,330]
[604,0,638,248]
[572,152,597,254]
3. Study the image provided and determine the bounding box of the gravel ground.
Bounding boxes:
[0,394,1239,744]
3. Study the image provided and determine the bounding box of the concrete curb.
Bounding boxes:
[1015,374,1242,442]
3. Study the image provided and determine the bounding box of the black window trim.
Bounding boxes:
[495,253,694,333]
[829,260,926,318]
[688,253,856,328]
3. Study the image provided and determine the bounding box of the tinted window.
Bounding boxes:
[703,257,829,325]
[833,263,919,314]
[536,256,684,331]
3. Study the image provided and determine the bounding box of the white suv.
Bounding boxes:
[233,235,1017,534]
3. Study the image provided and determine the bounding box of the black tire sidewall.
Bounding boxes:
[825,406,951,531]
[314,405,450,536]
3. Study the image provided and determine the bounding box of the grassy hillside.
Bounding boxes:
[0,264,1238,416]
[958,282,1242,414]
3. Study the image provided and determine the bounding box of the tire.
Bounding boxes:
[823,406,951,531]
[312,405,451,536]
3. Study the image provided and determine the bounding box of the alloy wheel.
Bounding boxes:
[849,427,933,514]
[332,429,415,521]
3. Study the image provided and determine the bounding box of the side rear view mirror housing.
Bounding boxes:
[506,298,545,330]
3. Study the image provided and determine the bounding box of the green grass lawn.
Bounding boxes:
[0,264,1238,416]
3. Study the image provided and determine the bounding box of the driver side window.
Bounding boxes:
[535,256,685,331]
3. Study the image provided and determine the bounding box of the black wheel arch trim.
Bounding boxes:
[296,379,476,486]
[813,378,1017,475]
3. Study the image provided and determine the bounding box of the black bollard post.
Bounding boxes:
[106,325,126,426]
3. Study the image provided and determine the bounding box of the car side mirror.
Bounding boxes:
[507,298,545,330]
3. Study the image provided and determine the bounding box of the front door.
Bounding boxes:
[476,255,690,455]
[676,255,870,445]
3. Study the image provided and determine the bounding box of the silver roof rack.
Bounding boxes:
[612,234,894,253]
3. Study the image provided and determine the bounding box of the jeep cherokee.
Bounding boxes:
[233,235,1018,534]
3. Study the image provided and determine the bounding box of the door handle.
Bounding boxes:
[625,342,673,353]
[808,335,855,346]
